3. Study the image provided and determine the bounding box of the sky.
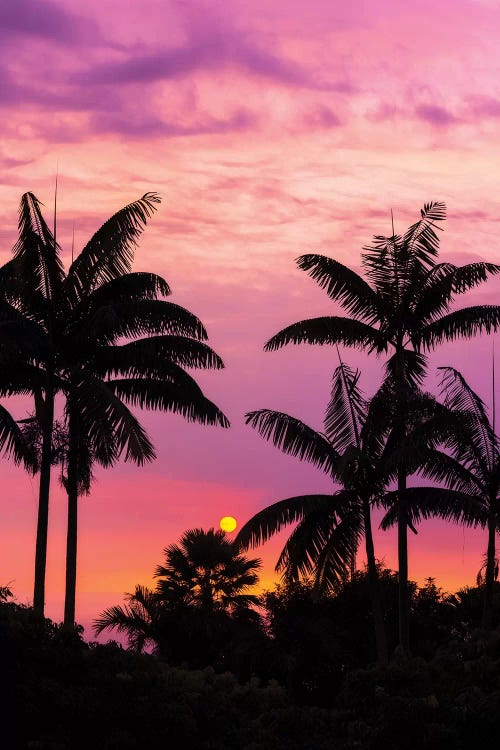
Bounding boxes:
[1,0,500,636]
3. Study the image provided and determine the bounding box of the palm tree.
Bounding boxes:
[236,362,392,664]
[425,367,500,629]
[94,528,261,658]
[264,201,500,653]
[155,528,261,614]
[1,191,229,623]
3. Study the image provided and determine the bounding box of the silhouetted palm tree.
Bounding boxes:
[426,367,499,629]
[155,528,261,613]
[94,528,261,657]
[236,362,392,664]
[94,584,161,653]
[264,202,500,653]
[1,192,229,623]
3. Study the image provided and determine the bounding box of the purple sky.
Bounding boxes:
[1,0,500,634]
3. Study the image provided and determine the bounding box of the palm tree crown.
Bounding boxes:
[155,528,261,613]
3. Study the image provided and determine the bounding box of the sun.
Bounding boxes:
[219,516,237,533]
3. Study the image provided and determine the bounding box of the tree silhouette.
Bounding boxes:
[95,528,261,664]
[1,192,229,623]
[263,202,500,653]
[236,362,394,664]
[428,367,499,628]
[155,528,261,613]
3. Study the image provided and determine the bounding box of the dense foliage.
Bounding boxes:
[4,573,500,749]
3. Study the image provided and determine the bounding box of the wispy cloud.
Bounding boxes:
[415,104,458,126]
[0,0,98,44]
[90,108,257,139]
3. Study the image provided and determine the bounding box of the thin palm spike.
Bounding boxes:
[71,223,75,265]
[53,166,58,256]
[390,208,400,306]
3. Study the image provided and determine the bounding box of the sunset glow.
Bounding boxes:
[2,0,500,636]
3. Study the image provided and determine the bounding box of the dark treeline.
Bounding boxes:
[2,567,500,749]
[3,195,500,748]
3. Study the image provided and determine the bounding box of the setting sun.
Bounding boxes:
[219,516,237,533]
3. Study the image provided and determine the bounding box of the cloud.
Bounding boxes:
[468,96,500,118]
[304,106,342,129]
[0,0,98,44]
[414,104,458,126]
[73,6,351,93]
[75,42,348,91]
[90,108,257,139]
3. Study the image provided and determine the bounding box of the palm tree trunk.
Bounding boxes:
[397,468,410,656]
[362,496,388,665]
[64,407,79,628]
[393,335,411,657]
[33,386,54,616]
[482,510,496,629]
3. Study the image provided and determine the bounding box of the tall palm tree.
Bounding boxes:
[236,363,392,664]
[414,366,500,629]
[1,191,229,623]
[94,528,261,656]
[264,202,500,653]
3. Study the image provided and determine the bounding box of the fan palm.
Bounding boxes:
[236,362,393,664]
[155,527,261,614]
[1,191,229,624]
[94,528,261,656]
[264,201,500,653]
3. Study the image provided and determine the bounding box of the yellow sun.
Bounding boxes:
[220,516,237,533]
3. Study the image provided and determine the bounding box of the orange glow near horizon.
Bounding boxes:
[1,0,500,635]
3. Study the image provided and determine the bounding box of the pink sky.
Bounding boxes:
[1,0,500,635]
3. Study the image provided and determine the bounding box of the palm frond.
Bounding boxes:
[296,254,381,323]
[380,487,485,531]
[83,300,208,345]
[264,316,387,354]
[245,409,338,475]
[95,336,224,377]
[65,193,161,304]
[439,366,491,427]
[72,376,156,465]
[314,508,363,593]
[276,491,358,582]
[415,262,500,325]
[108,378,230,427]
[402,201,446,268]
[276,506,340,579]
[85,272,171,309]
[415,448,485,495]
[12,192,65,301]
[93,585,159,653]
[324,363,367,453]
[235,494,336,551]
[0,404,38,471]
[438,366,497,474]
[418,306,500,350]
